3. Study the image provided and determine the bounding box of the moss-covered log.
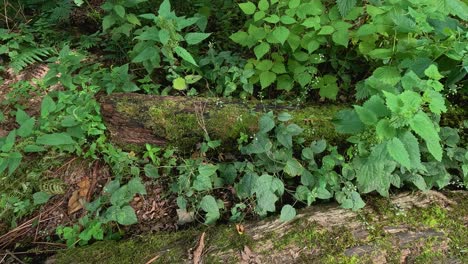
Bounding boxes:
[99,94,345,152]
[51,191,468,264]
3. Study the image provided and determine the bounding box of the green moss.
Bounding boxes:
[54,229,199,264]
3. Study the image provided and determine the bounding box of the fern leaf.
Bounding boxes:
[10,47,53,73]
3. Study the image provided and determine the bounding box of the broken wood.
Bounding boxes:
[99,93,346,152]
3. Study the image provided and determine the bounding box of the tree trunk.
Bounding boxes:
[51,190,467,264]
[98,93,346,152]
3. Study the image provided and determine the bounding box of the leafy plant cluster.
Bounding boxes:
[0,0,467,249]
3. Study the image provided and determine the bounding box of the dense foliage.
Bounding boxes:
[0,0,467,248]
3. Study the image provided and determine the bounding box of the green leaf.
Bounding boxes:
[400,131,423,170]
[116,205,138,225]
[318,25,335,35]
[174,47,198,66]
[17,118,35,137]
[126,13,141,25]
[409,112,442,161]
[272,26,290,45]
[185,32,211,45]
[387,137,411,169]
[239,2,256,15]
[354,105,378,125]
[128,177,146,195]
[284,158,304,177]
[332,30,349,47]
[289,0,301,9]
[41,95,56,118]
[200,195,220,224]
[33,192,51,205]
[317,75,339,100]
[258,0,269,11]
[254,42,270,60]
[280,15,296,24]
[198,164,218,177]
[15,109,30,124]
[158,0,172,18]
[278,112,292,122]
[172,77,187,90]
[36,133,76,146]
[113,5,125,18]
[144,164,159,178]
[159,29,170,45]
[264,15,280,23]
[425,90,447,115]
[230,31,249,44]
[193,174,212,191]
[340,191,365,211]
[333,109,365,134]
[376,119,396,140]
[424,64,443,80]
[259,112,275,133]
[280,205,296,221]
[23,145,46,152]
[132,46,158,63]
[336,0,357,17]
[259,71,276,88]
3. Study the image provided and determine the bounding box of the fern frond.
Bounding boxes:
[10,47,54,73]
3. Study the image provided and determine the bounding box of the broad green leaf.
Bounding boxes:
[15,109,30,124]
[336,0,357,17]
[363,95,390,117]
[128,177,146,195]
[409,112,442,161]
[368,48,393,59]
[340,191,365,211]
[132,46,158,63]
[424,64,443,80]
[272,26,290,45]
[17,118,35,137]
[354,105,378,125]
[284,158,304,177]
[258,0,269,11]
[200,195,220,224]
[158,0,172,18]
[7,152,22,176]
[116,205,138,225]
[254,42,270,59]
[425,90,447,114]
[254,11,266,21]
[318,25,335,35]
[280,205,296,221]
[311,139,327,153]
[264,15,280,23]
[239,2,256,15]
[1,130,16,152]
[33,192,51,205]
[407,174,427,191]
[126,13,141,25]
[316,75,338,100]
[185,32,211,45]
[23,145,46,152]
[259,71,276,88]
[159,29,170,45]
[174,46,198,66]
[280,15,296,24]
[185,75,202,84]
[113,5,125,18]
[387,137,411,169]
[333,109,365,134]
[376,119,395,140]
[193,174,212,191]
[173,77,187,90]
[278,112,292,122]
[197,164,218,177]
[256,60,273,71]
[332,30,349,47]
[41,95,56,118]
[144,164,159,178]
[259,113,275,133]
[36,133,76,146]
[289,0,301,8]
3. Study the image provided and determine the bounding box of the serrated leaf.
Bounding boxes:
[259,71,276,88]
[333,109,365,134]
[376,119,396,140]
[387,137,411,169]
[424,64,443,80]
[400,132,422,169]
[280,205,296,221]
[272,26,290,45]
[336,0,357,17]
[409,112,442,161]
[354,105,378,125]
[36,133,76,146]
[254,42,270,59]
[284,158,303,177]
[185,32,211,45]
[174,46,197,66]
[239,1,256,15]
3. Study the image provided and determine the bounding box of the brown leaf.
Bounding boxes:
[193,232,206,264]
[236,224,245,235]
[67,190,83,215]
[77,177,90,197]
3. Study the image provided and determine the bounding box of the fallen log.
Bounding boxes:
[98,94,346,152]
[50,190,468,264]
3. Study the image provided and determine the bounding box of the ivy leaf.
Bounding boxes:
[409,112,442,161]
[280,205,296,221]
[387,137,411,169]
[200,195,220,224]
[36,133,76,146]
[174,46,198,66]
[185,32,211,45]
[239,2,256,15]
[284,158,304,177]
[336,0,357,17]
[272,26,290,45]
[254,42,270,60]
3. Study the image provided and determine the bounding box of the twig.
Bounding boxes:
[5,250,26,264]
[144,255,160,264]
[193,232,206,264]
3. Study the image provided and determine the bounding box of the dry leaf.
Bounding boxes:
[177,209,195,225]
[193,232,206,264]
[68,190,83,214]
[77,177,90,197]
[236,224,245,235]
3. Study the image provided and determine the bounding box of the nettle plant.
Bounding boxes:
[230,0,357,99]
[334,64,467,196]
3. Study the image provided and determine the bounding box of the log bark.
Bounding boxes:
[99,93,346,152]
[51,190,468,264]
